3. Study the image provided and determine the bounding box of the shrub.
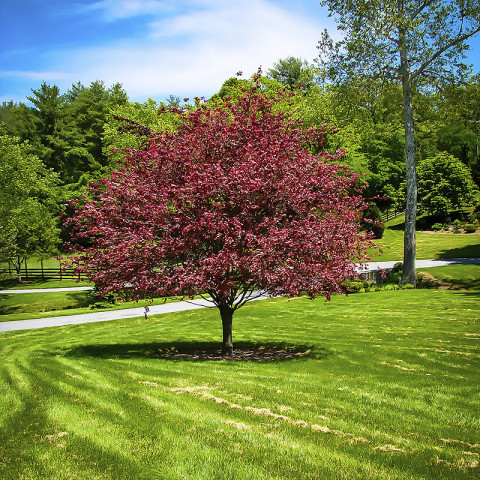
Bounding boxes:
[467,209,480,223]
[464,224,477,233]
[454,219,465,229]
[383,284,399,291]
[392,262,403,273]
[362,204,384,239]
[383,262,403,285]
[385,271,401,284]
[431,223,443,231]
[90,292,118,309]
[340,279,370,293]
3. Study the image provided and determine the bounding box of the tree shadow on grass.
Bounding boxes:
[387,221,406,231]
[62,341,332,362]
[65,290,98,308]
[447,290,480,299]
[0,294,20,315]
[436,245,480,259]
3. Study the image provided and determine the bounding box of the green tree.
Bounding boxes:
[0,101,38,143]
[436,74,480,183]
[0,131,60,281]
[103,98,182,168]
[58,81,128,184]
[317,0,480,285]
[26,82,65,172]
[416,152,478,216]
[267,57,315,91]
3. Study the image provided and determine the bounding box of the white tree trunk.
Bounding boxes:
[399,32,417,286]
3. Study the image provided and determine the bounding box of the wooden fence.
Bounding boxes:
[4,261,84,281]
[380,208,404,223]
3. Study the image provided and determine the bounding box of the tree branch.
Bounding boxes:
[233,286,268,310]
[413,26,480,80]
[409,0,436,20]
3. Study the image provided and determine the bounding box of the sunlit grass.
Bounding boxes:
[371,216,480,261]
[1,290,479,479]
[418,264,480,290]
[0,278,90,289]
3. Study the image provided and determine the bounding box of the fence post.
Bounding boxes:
[25,259,28,280]
[59,260,62,281]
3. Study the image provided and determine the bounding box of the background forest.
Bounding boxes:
[1,58,479,268]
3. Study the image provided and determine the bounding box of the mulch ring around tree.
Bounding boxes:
[150,346,312,361]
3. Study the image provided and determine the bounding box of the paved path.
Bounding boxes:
[0,299,212,333]
[356,257,480,272]
[0,286,93,294]
[0,293,270,333]
[1,258,478,333]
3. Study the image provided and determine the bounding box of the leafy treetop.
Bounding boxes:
[69,84,374,354]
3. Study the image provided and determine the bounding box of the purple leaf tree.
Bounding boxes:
[69,85,373,355]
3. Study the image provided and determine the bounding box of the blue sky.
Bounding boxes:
[1,0,480,104]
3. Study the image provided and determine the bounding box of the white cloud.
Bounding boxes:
[3,1,336,102]
[55,0,328,100]
[82,0,172,21]
[0,70,72,81]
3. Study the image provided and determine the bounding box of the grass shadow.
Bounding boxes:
[65,290,98,308]
[386,221,405,231]
[62,340,332,362]
[0,294,20,315]
[437,244,480,259]
[448,289,480,298]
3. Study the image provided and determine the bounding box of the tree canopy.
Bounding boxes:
[317,0,480,284]
[0,131,60,279]
[416,152,478,216]
[69,85,373,354]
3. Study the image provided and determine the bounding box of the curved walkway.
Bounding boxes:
[1,258,478,333]
[0,298,213,333]
[0,286,93,294]
[356,257,480,272]
[0,293,270,333]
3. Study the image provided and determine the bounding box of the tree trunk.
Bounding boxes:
[399,25,417,286]
[219,304,234,356]
[15,255,22,283]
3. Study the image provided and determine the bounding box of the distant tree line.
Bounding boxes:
[0,65,479,271]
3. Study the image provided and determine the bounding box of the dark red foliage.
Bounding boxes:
[69,87,373,313]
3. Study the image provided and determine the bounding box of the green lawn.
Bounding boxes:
[0,278,89,290]
[418,264,480,291]
[371,216,480,261]
[0,290,96,318]
[1,290,479,479]
[0,291,187,323]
